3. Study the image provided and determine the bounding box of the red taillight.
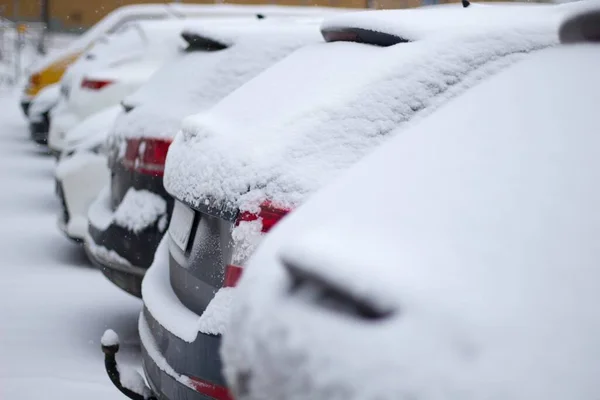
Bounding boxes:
[187,376,233,400]
[121,138,172,176]
[224,264,243,288]
[235,200,290,233]
[30,73,41,87]
[81,78,113,90]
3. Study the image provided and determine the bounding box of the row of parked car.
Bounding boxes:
[21,1,600,399]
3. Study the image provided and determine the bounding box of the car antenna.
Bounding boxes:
[462,0,470,7]
[256,13,266,20]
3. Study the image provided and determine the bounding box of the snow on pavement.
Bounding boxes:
[0,88,142,399]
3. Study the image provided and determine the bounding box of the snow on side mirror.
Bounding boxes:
[560,8,600,44]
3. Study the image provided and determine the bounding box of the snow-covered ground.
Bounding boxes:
[0,88,142,399]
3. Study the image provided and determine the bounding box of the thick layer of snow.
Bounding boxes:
[114,21,322,142]
[116,363,151,398]
[62,105,121,153]
[321,2,574,41]
[28,84,60,122]
[222,43,600,399]
[169,3,345,18]
[197,287,235,336]
[31,3,341,79]
[165,23,558,213]
[29,4,194,74]
[55,150,106,181]
[0,90,142,399]
[87,186,114,231]
[112,189,168,234]
[101,329,119,347]
[88,185,167,235]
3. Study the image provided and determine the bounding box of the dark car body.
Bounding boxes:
[85,132,173,298]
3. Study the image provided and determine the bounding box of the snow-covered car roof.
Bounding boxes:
[169,3,346,18]
[111,20,322,143]
[31,4,343,74]
[59,18,196,93]
[222,8,600,400]
[321,1,571,42]
[31,4,181,73]
[163,6,570,215]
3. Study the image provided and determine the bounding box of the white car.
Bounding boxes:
[221,4,600,399]
[47,19,197,156]
[55,106,121,241]
[133,2,573,399]
[86,20,323,303]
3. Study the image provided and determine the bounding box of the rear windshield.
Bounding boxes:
[321,27,408,47]
[181,31,228,52]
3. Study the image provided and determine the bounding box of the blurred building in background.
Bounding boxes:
[0,0,552,32]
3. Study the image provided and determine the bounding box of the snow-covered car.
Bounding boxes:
[21,3,202,117]
[221,5,600,399]
[55,106,121,242]
[122,3,575,400]
[28,83,60,145]
[27,22,145,146]
[46,19,200,157]
[86,20,323,301]
[20,2,339,117]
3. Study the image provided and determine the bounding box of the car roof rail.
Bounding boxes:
[559,6,600,44]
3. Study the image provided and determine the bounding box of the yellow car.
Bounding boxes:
[21,51,81,115]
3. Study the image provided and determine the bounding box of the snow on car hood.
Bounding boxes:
[222,42,600,400]
[112,23,322,143]
[164,21,558,214]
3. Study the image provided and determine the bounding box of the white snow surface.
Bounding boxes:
[28,84,60,122]
[197,287,235,335]
[222,42,600,399]
[321,1,577,41]
[112,189,168,234]
[87,186,114,231]
[88,185,167,235]
[0,89,143,399]
[62,105,120,153]
[165,22,558,213]
[55,150,106,181]
[114,21,322,142]
[30,3,341,77]
[101,329,119,346]
[29,4,202,74]
[116,363,152,398]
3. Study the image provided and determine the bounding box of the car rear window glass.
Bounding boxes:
[321,27,408,47]
[181,31,229,52]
